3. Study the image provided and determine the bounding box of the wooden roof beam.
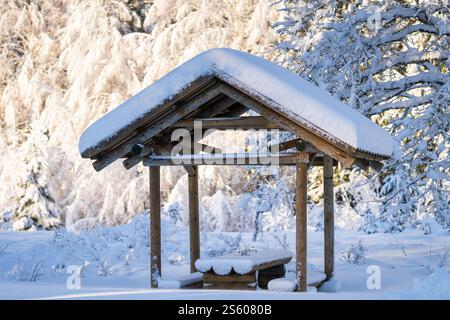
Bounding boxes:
[143,152,310,166]
[354,159,384,172]
[269,138,320,154]
[82,76,216,159]
[122,95,237,170]
[217,103,249,118]
[218,83,358,169]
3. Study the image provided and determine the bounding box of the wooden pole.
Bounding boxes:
[296,163,308,292]
[188,166,200,273]
[323,155,335,280]
[149,166,161,288]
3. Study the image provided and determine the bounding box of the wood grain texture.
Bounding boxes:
[149,166,161,288]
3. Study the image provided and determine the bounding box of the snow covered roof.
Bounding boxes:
[79,48,393,165]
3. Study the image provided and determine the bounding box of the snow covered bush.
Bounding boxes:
[340,240,368,265]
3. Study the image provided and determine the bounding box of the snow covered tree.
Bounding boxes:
[275,0,449,231]
[0,0,283,228]
[252,181,272,241]
[10,122,60,230]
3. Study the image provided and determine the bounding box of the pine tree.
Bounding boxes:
[11,122,60,230]
[275,0,449,231]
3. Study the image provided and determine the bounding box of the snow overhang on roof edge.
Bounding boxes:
[79,48,394,159]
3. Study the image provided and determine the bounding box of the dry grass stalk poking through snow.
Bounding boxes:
[340,240,368,265]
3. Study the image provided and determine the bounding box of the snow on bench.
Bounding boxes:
[195,250,293,276]
[157,272,203,289]
[267,271,327,292]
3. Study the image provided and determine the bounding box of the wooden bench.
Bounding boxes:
[195,250,292,290]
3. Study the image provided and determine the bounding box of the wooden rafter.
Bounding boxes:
[172,116,283,130]
[323,155,334,280]
[269,138,320,154]
[217,82,359,168]
[87,77,388,171]
[149,166,161,288]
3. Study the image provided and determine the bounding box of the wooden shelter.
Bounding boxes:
[79,48,392,292]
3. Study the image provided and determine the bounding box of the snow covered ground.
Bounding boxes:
[0,214,449,300]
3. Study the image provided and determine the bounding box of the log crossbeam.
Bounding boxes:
[296,163,308,292]
[149,167,161,288]
[143,152,310,166]
[323,155,334,280]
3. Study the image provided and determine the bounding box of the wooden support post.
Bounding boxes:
[149,166,161,288]
[296,163,308,292]
[188,166,200,273]
[323,155,335,280]
[219,83,357,169]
